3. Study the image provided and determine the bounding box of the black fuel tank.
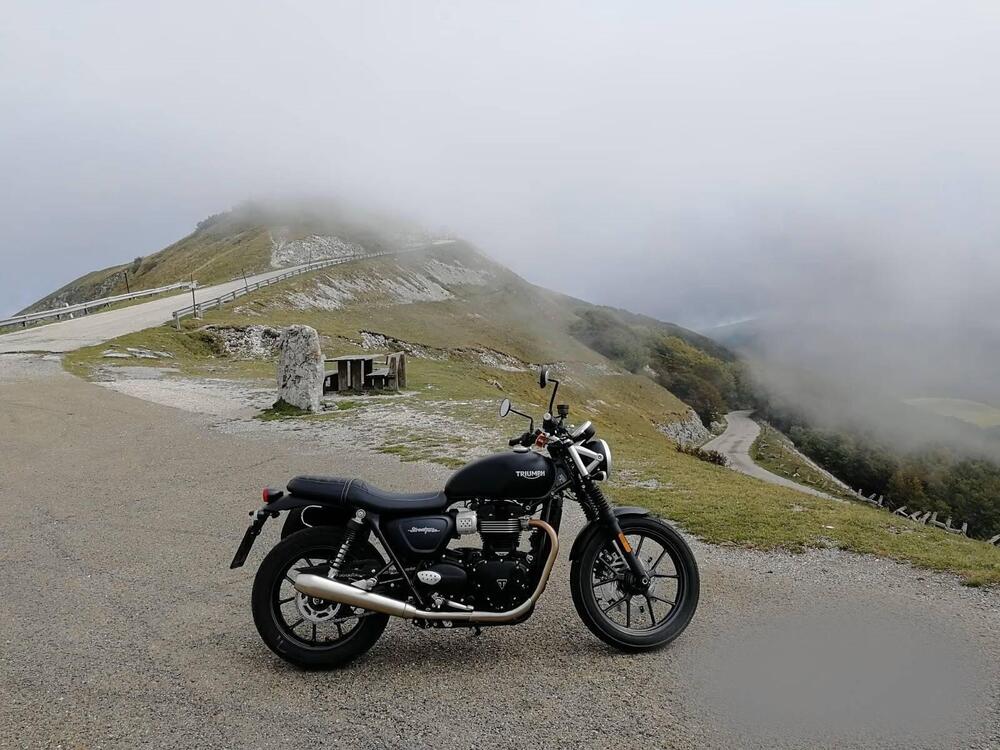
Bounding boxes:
[445,450,555,500]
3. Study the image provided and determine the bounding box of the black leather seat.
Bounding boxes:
[286,475,448,514]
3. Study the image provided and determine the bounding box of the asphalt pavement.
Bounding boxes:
[1,358,997,749]
[703,410,835,499]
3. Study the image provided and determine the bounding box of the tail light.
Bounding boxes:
[262,487,284,504]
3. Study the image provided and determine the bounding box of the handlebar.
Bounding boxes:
[509,431,534,447]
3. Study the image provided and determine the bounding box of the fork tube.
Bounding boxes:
[580,477,650,587]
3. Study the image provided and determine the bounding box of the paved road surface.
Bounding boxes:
[1,358,997,749]
[703,410,835,499]
[0,264,319,353]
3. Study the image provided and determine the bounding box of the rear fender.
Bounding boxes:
[266,494,353,538]
[568,506,651,561]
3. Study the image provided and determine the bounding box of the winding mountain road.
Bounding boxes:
[703,410,835,499]
[0,263,318,354]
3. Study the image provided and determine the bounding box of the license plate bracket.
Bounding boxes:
[229,511,270,569]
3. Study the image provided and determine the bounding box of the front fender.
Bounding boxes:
[568,506,651,560]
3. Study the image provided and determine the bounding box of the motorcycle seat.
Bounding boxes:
[286,475,448,515]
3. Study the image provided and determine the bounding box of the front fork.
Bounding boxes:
[582,478,651,589]
[602,509,651,588]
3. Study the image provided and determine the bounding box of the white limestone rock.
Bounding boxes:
[276,325,323,412]
[658,409,710,447]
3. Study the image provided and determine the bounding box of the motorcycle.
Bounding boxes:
[230,366,699,668]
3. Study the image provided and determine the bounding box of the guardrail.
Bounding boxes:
[171,253,390,329]
[1,281,195,329]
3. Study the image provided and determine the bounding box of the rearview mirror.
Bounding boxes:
[498,398,511,418]
[538,366,549,388]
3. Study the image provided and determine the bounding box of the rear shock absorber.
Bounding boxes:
[328,509,365,579]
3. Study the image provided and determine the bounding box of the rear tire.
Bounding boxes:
[570,516,699,652]
[252,526,389,669]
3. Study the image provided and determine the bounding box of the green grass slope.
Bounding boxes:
[905,398,1000,429]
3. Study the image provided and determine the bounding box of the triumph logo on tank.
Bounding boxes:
[514,470,546,479]
[407,526,439,534]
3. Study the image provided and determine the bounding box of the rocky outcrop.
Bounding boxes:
[658,409,710,447]
[206,325,282,359]
[270,231,365,267]
[276,325,324,412]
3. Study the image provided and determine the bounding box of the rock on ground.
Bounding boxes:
[276,324,323,412]
[206,324,282,359]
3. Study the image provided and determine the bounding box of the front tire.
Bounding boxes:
[570,516,699,651]
[251,526,389,669]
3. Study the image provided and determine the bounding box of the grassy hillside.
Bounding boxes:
[751,423,857,501]
[63,241,1000,585]
[905,398,1000,429]
[22,201,429,314]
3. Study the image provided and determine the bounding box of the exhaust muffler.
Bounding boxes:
[293,518,559,623]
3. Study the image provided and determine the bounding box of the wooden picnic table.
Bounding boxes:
[323,353,406,393]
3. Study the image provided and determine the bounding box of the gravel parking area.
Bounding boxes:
[1,355,997,749]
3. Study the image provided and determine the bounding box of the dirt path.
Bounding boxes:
[1,358,997,749]
[703,410,836,499]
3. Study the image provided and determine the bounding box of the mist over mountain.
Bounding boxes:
[4,3,1000,324]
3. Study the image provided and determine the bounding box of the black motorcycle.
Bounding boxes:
[231,366,699,668]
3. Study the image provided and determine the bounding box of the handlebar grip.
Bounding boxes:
[508,436,522,446]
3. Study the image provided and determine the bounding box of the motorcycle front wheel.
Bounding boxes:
[570,516,699,651]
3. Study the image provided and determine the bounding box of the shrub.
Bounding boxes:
[676,443,729,466]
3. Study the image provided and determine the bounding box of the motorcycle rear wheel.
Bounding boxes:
[570,516,699,651]
[251,527,389,669]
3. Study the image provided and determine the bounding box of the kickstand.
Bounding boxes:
[470,625,482,638]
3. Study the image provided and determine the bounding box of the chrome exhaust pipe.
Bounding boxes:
[294,575,420,618]
[293,518,559,624]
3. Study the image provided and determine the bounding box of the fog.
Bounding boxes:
[3,3,999,417]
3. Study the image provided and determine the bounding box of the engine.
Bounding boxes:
[414,500,536,613]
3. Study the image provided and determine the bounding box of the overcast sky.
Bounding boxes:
[2,1,999,331]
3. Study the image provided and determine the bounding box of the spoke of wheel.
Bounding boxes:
[602,596,627,614]
[649,595,676,609]
[311,623,317,642]
[289,617,304,630]
[284,574,296,586]
[592,575,618,588]
[335,622,344,638]
[278,596,295,605]
[625,598,632,628]
[634,535,644,558]
[645,595,657,625]
[650,549,667,574]
[652,573,678,579]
